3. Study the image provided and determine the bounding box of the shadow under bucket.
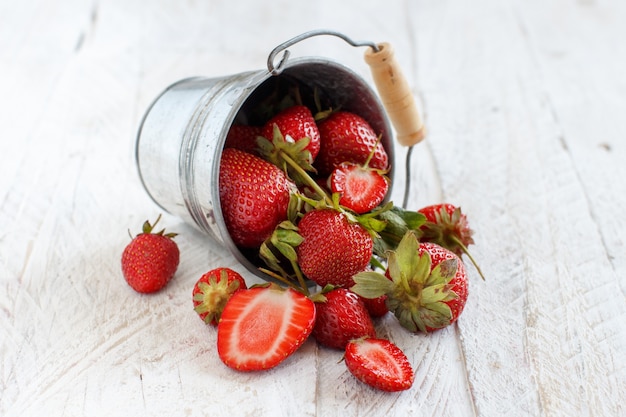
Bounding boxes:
[135,57,394,283]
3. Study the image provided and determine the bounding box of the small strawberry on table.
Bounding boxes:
[121,215,180,293]
[344,337,415,392]
[192,267,247,326]
[311,287,376,350]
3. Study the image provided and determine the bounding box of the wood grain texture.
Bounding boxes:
[2,0,625,416]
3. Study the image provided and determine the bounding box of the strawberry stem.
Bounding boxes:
[289,258,310,296]
[259,268,303,291]
[278,150,333,205]
[449,235,485,281]
[362,134,383,169]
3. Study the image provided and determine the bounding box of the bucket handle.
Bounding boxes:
[267,29,425,148]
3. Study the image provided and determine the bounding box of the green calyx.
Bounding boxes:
[259,219,309,295]
[257,124,316,187]
[193,269,242,324]
[137,214,177,238]
[421,207,485,281]
[352,232,459,333]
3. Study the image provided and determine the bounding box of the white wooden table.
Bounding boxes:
[2,1,626,416]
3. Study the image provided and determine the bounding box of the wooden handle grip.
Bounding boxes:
[364,42,425,147]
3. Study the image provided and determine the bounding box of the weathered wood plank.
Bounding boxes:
[412,0,626,416]
[2,0,626,416]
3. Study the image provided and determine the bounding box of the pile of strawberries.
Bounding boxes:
[121,96,484,392]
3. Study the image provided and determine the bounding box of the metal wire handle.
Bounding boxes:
[267,29,380,75]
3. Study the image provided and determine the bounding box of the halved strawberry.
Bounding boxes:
[329,162,389,214]
[344,338,414,392]
[217,285,316,371]
[192,267,247,325]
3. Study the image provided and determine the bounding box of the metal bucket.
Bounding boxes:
[135,43,396,282]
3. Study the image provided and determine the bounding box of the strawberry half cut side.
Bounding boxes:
[344,338,414,392]
[217,285,316,372]
[329,162,389,214]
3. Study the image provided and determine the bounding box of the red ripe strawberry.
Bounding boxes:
[121,215,179,293]
[344,338,414,392]
[224,124,263,155]
[329,162,389,214]
[418,203,484,280]
[219,148,295,248]
[360,294,389,318]
[352,233,468,333]
[315,111,388,176]
[312,288,376,349]
[297,209,373,288]
[192,267,247,325]
[261,105,320,160]
[217,285,316,371]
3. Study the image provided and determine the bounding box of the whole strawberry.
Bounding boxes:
[352,233,468,333]
[121,215,180,293]
[418,203,484,280]
[315,111,388,176]
[312,288,376,349]
[224,124,263,155]
[297,209,373,288]
[360,294,389,318]
[219,148,295,248]
[192,267,247,325]
[261,105,321,160]
[344,337,414,392]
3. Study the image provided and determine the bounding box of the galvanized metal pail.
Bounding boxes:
[135,30,424,282]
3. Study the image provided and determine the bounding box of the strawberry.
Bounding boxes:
[312,288,376,349]
[360,294,389,318]
[121,215,180,293]
[192,267,247,325]
[219,148,295,248]
[315,111,388,176]
[328,161,389,214]
[297,209,373,288]
[352,233,469,333]
[418,203,484,280]
[261,105,320,160]
[217,284,316,371]
[224,124,263,155]
[344,337,414,392]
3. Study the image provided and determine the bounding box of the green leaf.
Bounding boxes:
[386,251,402,285]
[420,304,452,330]
[413,251,432,285]
[259,241,281,271]
[357,216,387,234]
[423,300,454,318]
[272,228,303,247]
[395,232,422,282]
[391,206,426,230]
[421,283,456,303]
[273,241,298,262]
[425,258,458,286]
[351,271,395,298]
